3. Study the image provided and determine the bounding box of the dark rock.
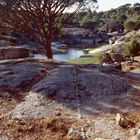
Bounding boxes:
[102,53,114,64]
[111,53,125,63]
[0,46,30,60]
[103,63,122,70]
[31,65,128,98]
[116,113,135,129]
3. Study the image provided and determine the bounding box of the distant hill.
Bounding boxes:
[64,3,140,33]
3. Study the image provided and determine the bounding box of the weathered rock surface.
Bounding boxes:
[88,119,128,140]
[31,65,128,98]
[9,65,129,119]
[0,46,30,60]
[9,92,63,119]
[0,59,46,88]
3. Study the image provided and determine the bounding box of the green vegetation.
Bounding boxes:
[80,15,97,29]
[124,16,140,31]
[64,3,140,33]
[125,39,140,57]
[79,9,97,29]
[66,52,103,64]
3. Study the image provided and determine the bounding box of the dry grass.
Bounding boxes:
[0,117,75,140]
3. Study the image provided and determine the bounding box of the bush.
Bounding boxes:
[124,16,140,31]
[125,39,140,57]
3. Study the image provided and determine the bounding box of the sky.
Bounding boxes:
[97,0,139,12]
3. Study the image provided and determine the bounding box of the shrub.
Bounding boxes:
[124,16,140,31]
[125,39,140,57]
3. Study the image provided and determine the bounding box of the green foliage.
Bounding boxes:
[110,47,116,54]
[80,15,97,29]
[125,39,140,57]
[124,16,140,31]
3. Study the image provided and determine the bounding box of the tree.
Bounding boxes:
[0,0,98,58]
[133,3,140,7]
[125,39,140,57]
[124,16,140,31]
[133,3,140,15]
[80,15,97,29]
[117,3,131,16]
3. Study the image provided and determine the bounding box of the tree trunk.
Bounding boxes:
[44,13,54,59]
[44,41,53,59]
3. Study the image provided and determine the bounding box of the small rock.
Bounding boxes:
[116,113,135,129]
[55,111,61,116]
[86,127,94,138]
[67,128,86,140]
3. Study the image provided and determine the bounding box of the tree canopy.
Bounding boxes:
[0,0,98,58]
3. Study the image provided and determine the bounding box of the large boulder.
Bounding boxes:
[9,65,129,119]
[0,46,30,60]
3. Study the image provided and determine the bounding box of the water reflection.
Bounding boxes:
[34,48,85,61]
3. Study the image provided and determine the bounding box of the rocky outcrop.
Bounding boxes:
[9,65,129,119]
[0,46,30,60]
[0,58,139,140]
[0,58,46,88]
[115,31,139,44]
